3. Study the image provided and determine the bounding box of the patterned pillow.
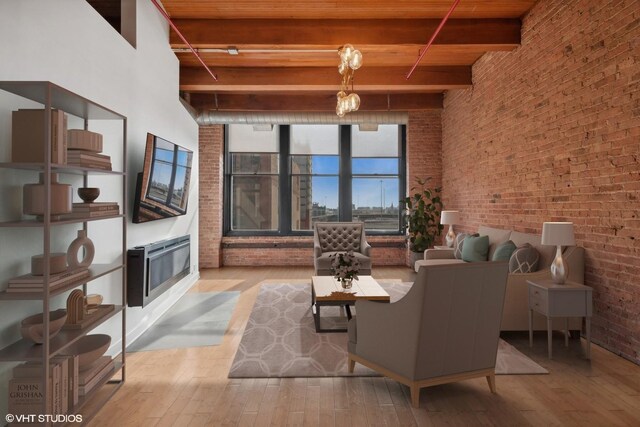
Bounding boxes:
[509,243,540,273]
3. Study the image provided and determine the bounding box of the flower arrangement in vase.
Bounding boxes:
[329,250,360,289]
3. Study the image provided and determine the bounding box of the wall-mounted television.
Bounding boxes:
[132,133,193,224]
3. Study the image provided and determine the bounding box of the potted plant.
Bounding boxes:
[401,177,444,268]
[329,250,360,289]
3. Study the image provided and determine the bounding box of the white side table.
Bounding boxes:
[527,279,593,359]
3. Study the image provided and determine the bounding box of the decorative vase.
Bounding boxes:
[22,173,72,220]
[67,230,95,269]
[341,278,353,290]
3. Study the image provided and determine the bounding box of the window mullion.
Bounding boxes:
[339,125,352,222]
[279,125,291,234]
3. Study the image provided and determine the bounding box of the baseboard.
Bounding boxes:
[108,270,200,354]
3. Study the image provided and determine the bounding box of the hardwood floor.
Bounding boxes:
[90,267,640,426]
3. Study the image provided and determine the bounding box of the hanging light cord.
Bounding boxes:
[149,0,218,81]
[406,0,461,80]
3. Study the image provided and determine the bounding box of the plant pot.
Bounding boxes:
[408,251,424,270]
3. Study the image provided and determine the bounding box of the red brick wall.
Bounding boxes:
[199,115,443,269]
[441,0,640,363]
[198,125,224,268]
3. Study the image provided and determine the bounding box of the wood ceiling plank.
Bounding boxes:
[169,19,521,49]
[188,93,443,111]
[179,66,472,92]
[161,1,537,19]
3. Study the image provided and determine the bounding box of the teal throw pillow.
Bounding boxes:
[492,240,517,261]
[461,235,490,262]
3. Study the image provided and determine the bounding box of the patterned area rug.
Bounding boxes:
[229,282,548,378]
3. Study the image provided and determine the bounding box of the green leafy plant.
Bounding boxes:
[400,177,444,253]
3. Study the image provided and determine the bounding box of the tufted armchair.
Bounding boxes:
[313,222,372,276]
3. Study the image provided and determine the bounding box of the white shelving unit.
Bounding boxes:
[0,81,127,422]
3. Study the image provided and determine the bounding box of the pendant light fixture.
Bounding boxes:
[336,44,363,117]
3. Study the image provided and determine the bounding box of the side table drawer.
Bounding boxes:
[529,286,548,314]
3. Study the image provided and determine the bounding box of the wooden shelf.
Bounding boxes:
[0,263,124,300]
[0,162,124,175]
[0,306,123,362]
[0,214,125,228]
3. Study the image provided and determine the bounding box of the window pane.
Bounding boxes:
[148,161,173,202]
[291,155,339,174]
[352,125,398,157]
[291,176,339,230]
[231,153,279,174]
[352,178,400,231]
[231,176,279,230]
[291,125,339,155]
[169,165,191,210]
[228,124,278,153]
[177,147,192,167]
[352,158,398,175]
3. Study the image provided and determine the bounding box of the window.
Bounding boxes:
[290,126,340,230]
[224,124,405,235]
[228,125,279,231]
[351,125,401,231]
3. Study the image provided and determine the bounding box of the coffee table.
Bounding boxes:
[311,275,390,333]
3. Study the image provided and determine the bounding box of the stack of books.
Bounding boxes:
[66,151,112,170]
[6,269,90,294]
[9,355,80,416]
[66,129,111,170]
[59,202,120,220]
[78,356,114,397]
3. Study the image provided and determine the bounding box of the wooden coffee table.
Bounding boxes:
[311,275,390,333]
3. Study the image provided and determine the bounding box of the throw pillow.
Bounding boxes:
[492,240,517,261]
[509,243,540,273]
[461,235,490,262]
[453,233,468,259]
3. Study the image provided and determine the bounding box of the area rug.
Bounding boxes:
[228,282,547,377]
[128,291,240,352]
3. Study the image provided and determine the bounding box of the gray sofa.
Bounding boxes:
[414,226,585,331]
[313,222,372,276]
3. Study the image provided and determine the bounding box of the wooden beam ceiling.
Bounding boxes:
[161,1,536,111]
[180,66,472,92]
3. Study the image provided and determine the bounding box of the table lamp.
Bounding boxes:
[440,210,461,248]
[541,222,575,284]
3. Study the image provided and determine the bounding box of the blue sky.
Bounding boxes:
[304,156,399,209]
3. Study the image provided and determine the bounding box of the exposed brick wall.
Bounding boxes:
[441,0,640,363]
[198,125,224,268]
[222,235,406,267]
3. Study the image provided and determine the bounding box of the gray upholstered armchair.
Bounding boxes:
[348,262,509,408]
[313,222,372,276]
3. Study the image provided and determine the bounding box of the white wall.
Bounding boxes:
[0,0,200,416]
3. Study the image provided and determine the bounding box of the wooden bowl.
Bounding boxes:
[65,334,111,369]
[77,187,100,203]
[20,309,67,344]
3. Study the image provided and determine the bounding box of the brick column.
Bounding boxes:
[198,125,224,268]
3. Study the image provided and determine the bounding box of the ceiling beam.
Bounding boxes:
[180,66,472,92]
[187,93,443,111]
[169,18,520,49]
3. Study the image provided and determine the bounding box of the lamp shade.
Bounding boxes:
[541,222,575,246]
[440,210,460,225]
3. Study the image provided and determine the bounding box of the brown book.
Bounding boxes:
[67,355,80,408]
[8,376,53,416]
[8,268,90,285]
[78,356,111,385]
[11,109,66,164]
[51,357,69,414]
[67,151,111,163]
[66,160,113,170]
[79,361,114,396]
[57,209,119,220]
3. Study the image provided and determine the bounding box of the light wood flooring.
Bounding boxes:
[90,266,640,426]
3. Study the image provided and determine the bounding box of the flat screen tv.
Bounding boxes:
[133,133,193,223]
